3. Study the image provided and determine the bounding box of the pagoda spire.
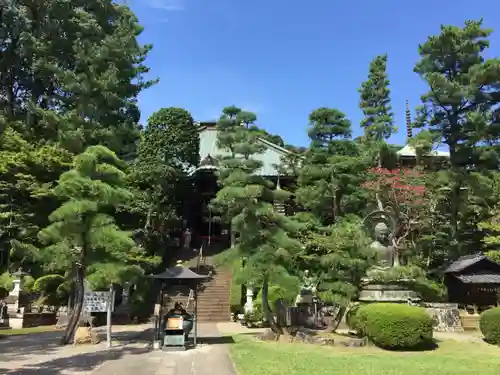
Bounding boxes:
[405,100,413,141]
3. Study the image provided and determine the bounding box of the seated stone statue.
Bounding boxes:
[295,270,317,305]
[369,222,395,269]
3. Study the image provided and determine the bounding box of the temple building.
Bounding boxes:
[186,121,296,248]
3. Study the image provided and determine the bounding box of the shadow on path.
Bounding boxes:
[197,335,235,345]
[4,346,151,375]
[0,327,153,363]
[0,332,62,362]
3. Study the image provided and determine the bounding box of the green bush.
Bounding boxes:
[268,284,296,306]
[480,307,500,344]
[33,274,66,306]
[244,299,264,323]
[356,303,433,349]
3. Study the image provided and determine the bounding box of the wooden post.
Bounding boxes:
[106,286,114,348]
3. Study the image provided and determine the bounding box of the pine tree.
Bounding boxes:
[212,106,302,333]
[300,217,374,306]
[296,108,369,224]
[414,19,500,255]
[359,54,396,142]
[38,146,149,345]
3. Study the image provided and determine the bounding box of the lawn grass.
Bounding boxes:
[229,334,500,375]
[0,325,57,336]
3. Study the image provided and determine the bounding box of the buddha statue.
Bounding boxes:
[363,209,398,278]
[295,270,317,305]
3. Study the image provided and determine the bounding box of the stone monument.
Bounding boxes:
[358,209,420,302]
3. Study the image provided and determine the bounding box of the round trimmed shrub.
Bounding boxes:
[356,303,433,349]
[480,307,500,344]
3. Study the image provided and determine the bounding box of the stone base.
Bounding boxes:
[358,283,420,302]
[423,303,463,332]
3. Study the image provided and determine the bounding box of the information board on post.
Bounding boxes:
[83,291,114,313]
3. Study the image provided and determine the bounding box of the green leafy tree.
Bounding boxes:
[38,146,149,345]
[212,106,302,333]
[0,1,154,272]
[1,1,154,155]
[140,107,200,168]
[414,19,500,256]
[359,54,396,142]
[126,108,200,262]
[0,128,72,272]
[296,108,369,224]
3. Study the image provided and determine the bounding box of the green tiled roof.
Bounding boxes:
[194,125,293,176]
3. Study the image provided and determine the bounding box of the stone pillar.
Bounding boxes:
[244,286,254,313]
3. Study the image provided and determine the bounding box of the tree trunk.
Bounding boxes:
[329,306,346,332]
[261,276,282,334]
[60,265,85,345]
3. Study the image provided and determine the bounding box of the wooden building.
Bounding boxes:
[444,253,500,307]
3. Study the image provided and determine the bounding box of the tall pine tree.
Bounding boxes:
[38,146,151,345]
[296,108,369,224]
[359,54,396,142]
[212,106,301,333]
[414,19,500,258]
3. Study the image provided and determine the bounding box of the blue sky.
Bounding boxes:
[127,0,500,147]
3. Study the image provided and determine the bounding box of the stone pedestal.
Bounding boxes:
[423,303,463,332]
[358,283,420,302]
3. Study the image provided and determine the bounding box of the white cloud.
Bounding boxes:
[145,0,185,11]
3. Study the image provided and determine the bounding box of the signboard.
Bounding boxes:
[166,316,183,330]
[83,291,114,313]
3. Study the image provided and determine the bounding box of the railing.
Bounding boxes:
[185,289,194,310]
[195,244,204,273]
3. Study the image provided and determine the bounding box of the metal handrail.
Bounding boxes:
[196,245,204,273]
[185,289,195,310]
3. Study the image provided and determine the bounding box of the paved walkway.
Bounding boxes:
[1,324,237,375]
[91,324,236,375]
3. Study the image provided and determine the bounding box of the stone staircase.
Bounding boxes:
[164,245,232,323]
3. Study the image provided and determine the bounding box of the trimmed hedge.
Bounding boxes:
[356,303,433,349]
[480,307,500,344]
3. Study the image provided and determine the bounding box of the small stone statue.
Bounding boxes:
[183,228,192,250]
[295,270,317,305]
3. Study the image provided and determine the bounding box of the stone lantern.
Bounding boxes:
[9,268,28,297]
[6,267,30,314]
